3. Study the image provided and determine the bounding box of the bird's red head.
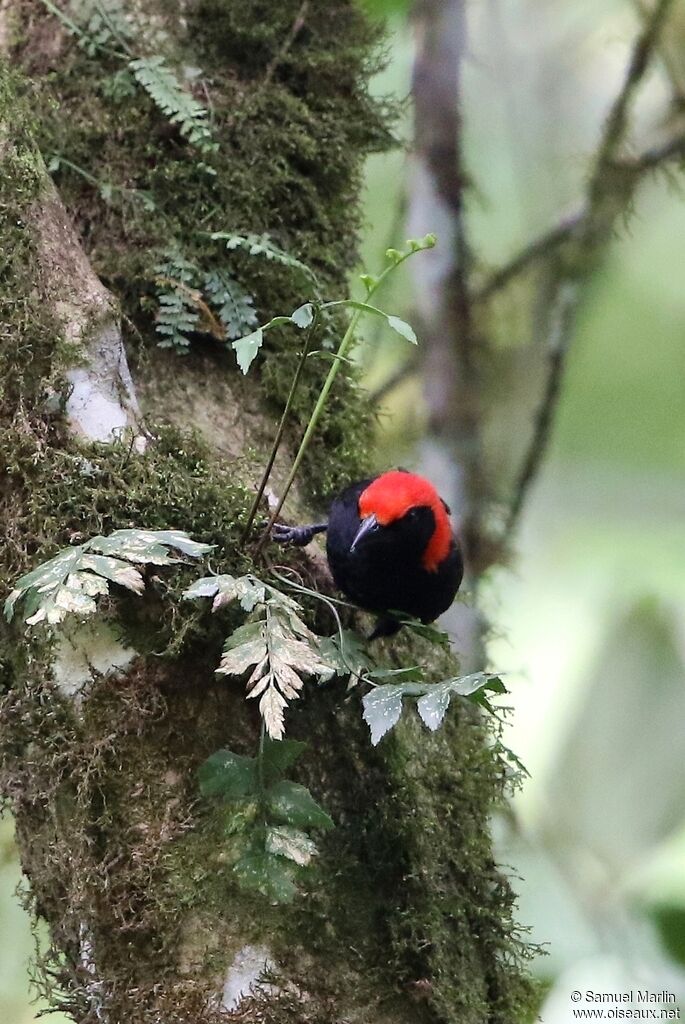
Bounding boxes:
[358,470,453,572]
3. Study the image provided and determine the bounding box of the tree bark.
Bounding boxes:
[0,3,535,1023]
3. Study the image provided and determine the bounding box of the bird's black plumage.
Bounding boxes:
[273,472,463,637]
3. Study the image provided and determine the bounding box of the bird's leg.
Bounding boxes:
[271,522,328,548]
[368,615,402,640]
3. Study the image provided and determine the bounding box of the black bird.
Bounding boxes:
[272,469,463,637]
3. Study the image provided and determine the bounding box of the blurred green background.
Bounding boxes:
[2,1,684,1020]
[359,1,685,1019]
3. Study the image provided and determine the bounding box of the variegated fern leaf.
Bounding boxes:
[5,530,212,627]
[184,575,335,739]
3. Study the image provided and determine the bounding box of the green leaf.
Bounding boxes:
[406,233,437,251]
[233,328,263,374]
[322,300,417,344]
[62,0,134,56]
[386,315,417,344]
[261,737,307,786]
[233,847,298,903]
[261,316,295,330]
[185,572,338,740]
[214,595,334,739]
[396,615,451,648]
[361,682,425,745]
[198,749,258,800]
[152,249,203,352]
[222,801,259,836]
[265,825,318,866]
[317,629,374,684]
[89,528,211,563]
[266,780,334,831]
[415,685,452,732]
[416,674,507,731]
[291,303,314,329]
[181,576,220,601]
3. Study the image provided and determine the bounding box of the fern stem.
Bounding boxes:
[257,717,266,792]
[39,0,128,59]
[242,311,318,543]
[93,0,133,55]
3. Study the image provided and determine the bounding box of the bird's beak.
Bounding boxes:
[351,514,380,552]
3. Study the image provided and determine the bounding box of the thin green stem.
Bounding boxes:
[259,244,429,544]
[242,312,318,543]
[39,0,129,59]
[93,0,133,55]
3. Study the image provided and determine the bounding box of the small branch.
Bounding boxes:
[475,129,685,304]
[262,1,309,90]
[632,0,685,103]
[623,130,685,172]
[475,210,584,302]
[593,0,674,173]
[503,281,578,537]
[501,0,677,543]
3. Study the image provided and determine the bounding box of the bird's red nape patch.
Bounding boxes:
[358,470,452,572]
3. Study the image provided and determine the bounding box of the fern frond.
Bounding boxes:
[154,290,199,353]
[152,251,200,351]
[211,232,317,286]
[129,56,216,153]
[155,250,199,286]
[68,0,133,56]
[204,270,258,341]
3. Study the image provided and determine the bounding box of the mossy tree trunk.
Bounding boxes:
[0,3,535,1022]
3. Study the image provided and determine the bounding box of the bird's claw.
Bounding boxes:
[272,523,323,547]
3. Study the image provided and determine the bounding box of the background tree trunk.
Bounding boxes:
[407,0,683,669]
[0,3,535,1022]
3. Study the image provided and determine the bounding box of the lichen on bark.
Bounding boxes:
[0,4,536,1022]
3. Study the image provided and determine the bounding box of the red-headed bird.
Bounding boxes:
[272,469,463,637]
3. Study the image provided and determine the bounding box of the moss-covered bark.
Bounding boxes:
[0,4,536,1022]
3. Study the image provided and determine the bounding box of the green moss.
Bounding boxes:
[12,0,395,505]
[0,66,62,418]
[385,712,539,1023]
[0,9,536,1022]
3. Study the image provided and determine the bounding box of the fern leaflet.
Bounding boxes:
[130,57,216,153]
[211,232,317,286]
[204,270,258,341]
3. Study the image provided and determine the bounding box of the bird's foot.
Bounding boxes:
[271,522,327,548]
[368,615,402,640]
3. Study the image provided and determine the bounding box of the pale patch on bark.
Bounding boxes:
[28,181,146,448]
[134,351,309,519]
[221,945,278,1012]
[78,922,108,1022]
[52,620,137,701]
